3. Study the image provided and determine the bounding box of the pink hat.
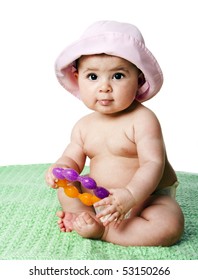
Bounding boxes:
[55,21,163,102]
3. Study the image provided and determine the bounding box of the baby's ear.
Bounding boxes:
[71,64,78,79]
[73,71,79,79]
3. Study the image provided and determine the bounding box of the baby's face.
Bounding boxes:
[75,54,139,114]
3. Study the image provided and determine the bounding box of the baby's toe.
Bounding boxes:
[57,219,64,227]
[56,210,65,219]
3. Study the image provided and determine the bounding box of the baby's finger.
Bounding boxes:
[113,214,125,228]
[103,212,120,226]
[95,205,115,219]
[94,196,112,207]
[46,175,58,188]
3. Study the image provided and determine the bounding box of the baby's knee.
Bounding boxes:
[161,212,184,246]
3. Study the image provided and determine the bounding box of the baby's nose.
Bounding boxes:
[99,81,112,93]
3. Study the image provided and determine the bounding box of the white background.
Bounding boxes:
[0,0,197,173]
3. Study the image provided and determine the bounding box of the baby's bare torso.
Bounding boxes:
[79,105,177,192]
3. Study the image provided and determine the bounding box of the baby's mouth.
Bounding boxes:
[98,99,113,106]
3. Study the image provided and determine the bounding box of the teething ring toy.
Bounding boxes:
[52,168,109,206]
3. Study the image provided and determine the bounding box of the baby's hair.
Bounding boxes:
[138,72,146,87]
[75,53,108,71]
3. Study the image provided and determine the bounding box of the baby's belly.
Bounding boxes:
[89,155,139,189]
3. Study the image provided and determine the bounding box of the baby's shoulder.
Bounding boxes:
[73,112,96,128]
[130,104,161,132]
[133,103,159,120]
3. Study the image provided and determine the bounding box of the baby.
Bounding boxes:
[45,21,184,246]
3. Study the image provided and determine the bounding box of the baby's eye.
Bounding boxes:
[88,73,98,80]
[113,73,124,80]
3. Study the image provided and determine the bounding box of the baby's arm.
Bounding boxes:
[126,110,165,202]
[45,121,86,188]
[95,109,165,225]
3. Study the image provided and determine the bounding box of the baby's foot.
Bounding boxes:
[73,212,105,239]
[56,211,77,232]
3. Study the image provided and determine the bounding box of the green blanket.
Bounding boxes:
[0,164,197,260]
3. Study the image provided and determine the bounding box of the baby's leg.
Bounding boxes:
[57,187,104,237]
[102,195,184,246]
[56,187,94,231]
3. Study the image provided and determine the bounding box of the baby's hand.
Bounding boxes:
[94,188,136,227]
[45,164,65,189]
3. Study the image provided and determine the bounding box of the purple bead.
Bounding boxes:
[62,168,79,181]
[52,168,65,179]
[79,176,97,190]
[94,187,110,199]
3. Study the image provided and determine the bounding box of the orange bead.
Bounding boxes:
[56,179,69,188]
[64,185,79,198]
[78,193,94,206]
[91,195,101,204]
